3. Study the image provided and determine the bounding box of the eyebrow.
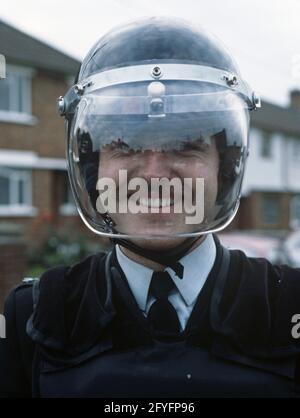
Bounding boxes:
[179,139,210,151]
[110,139,130,148]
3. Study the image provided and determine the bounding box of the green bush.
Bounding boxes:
[26,227,108,277]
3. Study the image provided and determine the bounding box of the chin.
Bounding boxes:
[128,236,189,252]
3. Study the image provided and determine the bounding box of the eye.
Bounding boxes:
[184,141,210,151]
[106,140,139,158]
[174,141,210,157]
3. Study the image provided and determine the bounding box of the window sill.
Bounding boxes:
[0,111,38,126]
[260,223,280,229]
[0,205,38,217]
[59,204,78,216]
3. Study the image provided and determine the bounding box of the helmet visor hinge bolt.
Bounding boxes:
[74,84,85,95]
[252,92,261,110]
[151,66,163,78]
[223,74,238,87]
[57,96,65,115]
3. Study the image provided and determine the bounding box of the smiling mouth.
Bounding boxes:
[138,197,175,208]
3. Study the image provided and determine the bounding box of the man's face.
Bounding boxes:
[97,138,219,250]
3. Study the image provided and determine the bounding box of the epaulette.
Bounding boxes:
[22,277,39,284]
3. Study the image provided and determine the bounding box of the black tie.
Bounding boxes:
[147,271,181,333]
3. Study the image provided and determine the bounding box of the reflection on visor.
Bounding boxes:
[72,110,247,152]
[78,89,248,116]
[71,85,248,152]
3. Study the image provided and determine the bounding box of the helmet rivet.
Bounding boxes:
[151,66,163,78]
[74,84,84,95]
[252,92,261,110]
[57,96,65,115]
[224,74,238,87]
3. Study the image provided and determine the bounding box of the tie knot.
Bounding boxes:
[149,271,175,300]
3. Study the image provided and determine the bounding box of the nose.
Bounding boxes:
[140,150,172,179]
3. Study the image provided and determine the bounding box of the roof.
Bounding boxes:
[0,19,80,75]
[251,100,300,137]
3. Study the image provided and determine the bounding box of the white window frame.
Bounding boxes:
[261,194,280,226]
[0,167,37,217]
[290,195,300,230]
[0,64,37,125]
[260,131,273,159]
[292,138,300,162]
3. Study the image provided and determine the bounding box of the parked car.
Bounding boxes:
[218,232,283,263]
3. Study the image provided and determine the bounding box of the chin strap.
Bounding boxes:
[111,236,201,279]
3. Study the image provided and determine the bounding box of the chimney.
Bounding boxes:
[290,89,300,110]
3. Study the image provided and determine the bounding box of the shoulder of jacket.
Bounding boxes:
[6,278,38,302]
[34,252,108,292]
[3,280,37,325]
[22,277,39,284]
[230,248,300,281]
[215,249,300,358]
[25,251,110,352]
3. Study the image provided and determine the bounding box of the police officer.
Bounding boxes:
[1,17,300,398]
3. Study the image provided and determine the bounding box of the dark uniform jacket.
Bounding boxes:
[1,237,300,398]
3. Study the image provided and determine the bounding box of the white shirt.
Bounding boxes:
[115,234,216,331]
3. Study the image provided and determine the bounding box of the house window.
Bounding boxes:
[0,65,36,124]
[293,139,300,162]
[290,195,300,229]
[260,131,272,158]
[0,167,36,216]
[261,194,280,225]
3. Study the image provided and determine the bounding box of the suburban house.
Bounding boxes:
[0,19,88,245]
[234,91,300,232]
[0,19,83,307]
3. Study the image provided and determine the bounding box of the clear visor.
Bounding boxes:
[67,81,249,238]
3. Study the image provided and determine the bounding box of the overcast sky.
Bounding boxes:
[1,0,300,106]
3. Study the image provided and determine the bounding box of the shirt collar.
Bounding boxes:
[115,234,216,311]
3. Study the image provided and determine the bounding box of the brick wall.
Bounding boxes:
[0,70,67,157]
[234,192,296,231]
[0,68,79,246]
